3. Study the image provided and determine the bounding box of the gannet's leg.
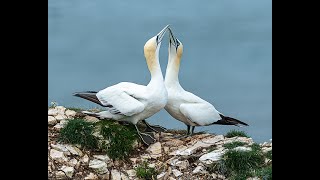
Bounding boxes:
[174,125,190,139]
[142,120,167,132]
[135,125,156,146]
[190,126,195,136]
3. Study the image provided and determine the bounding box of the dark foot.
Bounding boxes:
[142,120,167,132]
[139,132,156,146]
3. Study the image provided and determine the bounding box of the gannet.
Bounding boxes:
[73,25,170,145]
[164,28,248,136]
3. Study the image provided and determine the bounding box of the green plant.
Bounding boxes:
[223,142,247,149]
[225,130,249,138]
[97,120,138,160]
[265,150,272,160]
[59,119,98,149]
[135,161,157,180]
[254,165,272,180]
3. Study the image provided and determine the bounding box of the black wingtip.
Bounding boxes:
[215,114,249,127]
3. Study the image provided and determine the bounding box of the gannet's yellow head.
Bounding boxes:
[168,28,183,65]
[144,25,170,71]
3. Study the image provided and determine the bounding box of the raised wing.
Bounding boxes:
[97,82,146,116]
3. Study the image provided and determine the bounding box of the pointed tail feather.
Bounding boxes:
[213,114,249,126]
[73,91,104,107]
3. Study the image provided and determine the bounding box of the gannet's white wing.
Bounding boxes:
[179,91,222,126]
[97,82,146,116]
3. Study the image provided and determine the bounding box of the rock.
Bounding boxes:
[120,173,129,180]
[173,135,224,156]
[163,139,184,147]
[65,145,83,156]
[126,169,136,177]
[146,142,162,158]
[265,158,272,164]
[84,172,99,180]
[55,114,68,121]
[84,116,100,123]
[93,154,111,162]
[211,173,217,179]
[60,166,74,178]
[175,160,189,170]
[148,163,156,168]
[262,147,272,153]
[56,106,67,115]
[53,123,63,131]
[217,174,226,179]
[55,171,66,179]
[68,158,78,167]
[111,169,121,180]
[163,166,172,180]
[65,109,77,118]
[192,166,207,174]
[163,147,170,153]
[157,171,166,179]
[224,136,254,145]
[81,154,89,164]
[89,159,108,174]
[129,158,137,164]
[48,116,57,126]
[48,108,58,116]
[50,144,70,155]
[233,146,252,152]
[172,169,183,177]
[50,149,68,163]
[199,149,225,164]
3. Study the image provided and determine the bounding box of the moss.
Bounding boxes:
[225,130,249,138]
[58,119,98,149]
[135,161,157,180]
[96,120,138,160]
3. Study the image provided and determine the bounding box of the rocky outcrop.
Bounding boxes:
[48,106,272,179]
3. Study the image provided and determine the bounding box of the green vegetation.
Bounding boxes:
[97,120,138,160]
[265,149,272,160]
[59,119,98,149]
[207,133,272,180]
[135,161,157,180]
[254,165,272,179]
[223,142,247,149]
[58,117,139,160]
[225,130,249,138]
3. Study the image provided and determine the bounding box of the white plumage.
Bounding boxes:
[164,28,248,136]
[74,25,170,145]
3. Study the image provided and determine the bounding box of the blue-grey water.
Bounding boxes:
[48,0,272,143]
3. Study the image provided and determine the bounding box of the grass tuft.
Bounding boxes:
[225,130,249,138]
[135,161,157,180]
[97,120,138,160]
[265,150,272,160]
[59,119,98,149]
[223,142,247,149]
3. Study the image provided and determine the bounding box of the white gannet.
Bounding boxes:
[164,28,248,136]
[73,25,170,145]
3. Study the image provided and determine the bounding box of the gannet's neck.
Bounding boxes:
[145,45,164,86]
[165,51,181,87]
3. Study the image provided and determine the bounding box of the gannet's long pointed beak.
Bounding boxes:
[168,28,178,49]
[156,24,170,44]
